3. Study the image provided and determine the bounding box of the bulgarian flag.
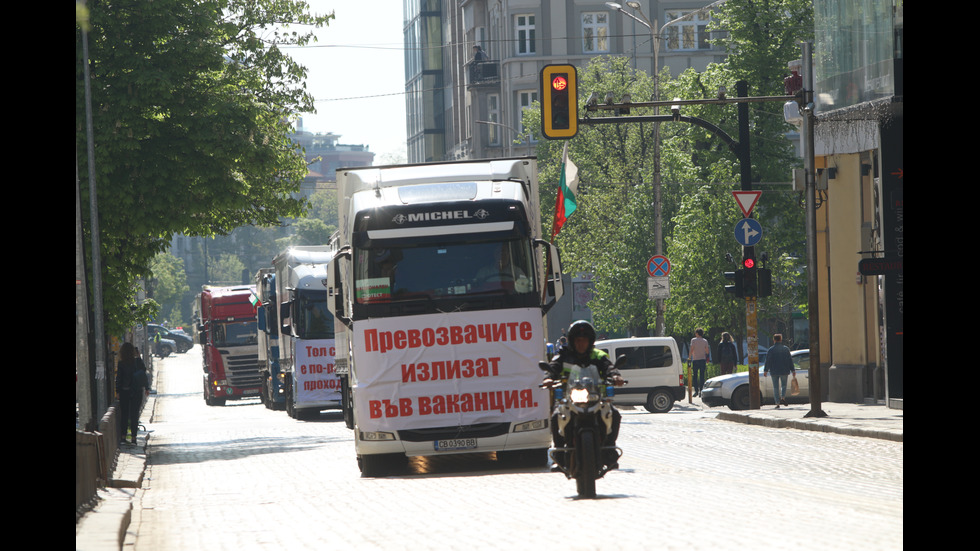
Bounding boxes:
[550,141,579,241]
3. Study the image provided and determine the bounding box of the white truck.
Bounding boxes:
[273,246,341,419]
[326,158,564,476]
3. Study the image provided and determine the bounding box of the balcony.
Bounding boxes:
[467,60,499,87]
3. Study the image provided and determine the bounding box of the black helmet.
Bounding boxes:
[566,320,597,349]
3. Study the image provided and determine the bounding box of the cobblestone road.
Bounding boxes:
[127,351,902,550]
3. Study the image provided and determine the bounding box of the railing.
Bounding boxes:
[467,60,499,86]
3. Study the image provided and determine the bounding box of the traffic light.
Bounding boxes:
[541,64,578,139]
[757,268,772,297]
[724,270,744,298]
[741,246,758,297]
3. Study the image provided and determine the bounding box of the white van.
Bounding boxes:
[594,337,686,413]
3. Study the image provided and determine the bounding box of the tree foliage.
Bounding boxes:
[76,0,333,335]
[149,252,190,326]
[528,57,673,335]
[529,0,813,342]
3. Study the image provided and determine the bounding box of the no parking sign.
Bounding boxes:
[646,255,670,277]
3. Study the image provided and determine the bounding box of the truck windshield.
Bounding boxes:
[295,292,333,339]
[354,239,535,303]
[214,320,258,346]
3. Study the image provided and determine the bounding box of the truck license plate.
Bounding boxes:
[434,438,477,451]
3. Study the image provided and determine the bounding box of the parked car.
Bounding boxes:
[594,337,686,413]
[700,349,810,410]
[149,324,193,353]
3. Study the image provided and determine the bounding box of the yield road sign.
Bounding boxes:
[733,191,762,218]
[647,255,671,277]
[734,218,763,247]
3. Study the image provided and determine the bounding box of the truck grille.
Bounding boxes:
[222,351,262,388]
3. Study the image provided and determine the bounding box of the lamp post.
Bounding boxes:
[476,120,533,157]
[607,0,728,336]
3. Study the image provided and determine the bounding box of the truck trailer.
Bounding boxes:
[326,157,564,476]
[198,285,262,406]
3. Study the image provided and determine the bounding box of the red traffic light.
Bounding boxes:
[743,258,755,269]
[552,75,568,91]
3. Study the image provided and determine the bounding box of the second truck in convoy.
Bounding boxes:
[326,158,564,476]
[273,246,341,419]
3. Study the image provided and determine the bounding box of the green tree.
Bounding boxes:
[149,252,191,326]
[659,0,813,344]
[529,57,676,335]
[76,0,333,335]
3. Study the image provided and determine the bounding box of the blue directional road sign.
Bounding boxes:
[734,218,763,247]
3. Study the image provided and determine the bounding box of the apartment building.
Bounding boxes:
[404,1,727,163]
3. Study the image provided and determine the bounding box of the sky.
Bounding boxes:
[285,1,408,163]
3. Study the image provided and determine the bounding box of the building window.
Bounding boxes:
[582,12,609,53]
[665,10,712,51]
[487,94,500,146]
[518,90,538,143]
[515,14,535,56]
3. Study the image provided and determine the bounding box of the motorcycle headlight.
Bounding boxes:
[569,387,591,404]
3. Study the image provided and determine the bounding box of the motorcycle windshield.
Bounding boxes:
[565,363,601,387]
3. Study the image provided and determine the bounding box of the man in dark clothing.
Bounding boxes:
[543,321,624,469]
[116,342,150,444]
[763,334,795,408]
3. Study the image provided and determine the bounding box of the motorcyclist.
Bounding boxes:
[543,320,624,469]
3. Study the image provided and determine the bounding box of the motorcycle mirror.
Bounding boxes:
[538,361,551,372]
[615,355,628,369]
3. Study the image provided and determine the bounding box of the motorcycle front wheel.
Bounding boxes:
[575,431,597,498]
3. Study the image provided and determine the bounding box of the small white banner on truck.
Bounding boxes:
[295,339,341,404]
[352,308,548,432]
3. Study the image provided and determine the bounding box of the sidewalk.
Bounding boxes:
[76,392,157,551]
[706,398,903,442]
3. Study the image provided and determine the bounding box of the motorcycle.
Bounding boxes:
[540,359,625,498]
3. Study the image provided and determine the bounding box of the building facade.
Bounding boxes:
[404,0,728,163]
[809,0,903,407]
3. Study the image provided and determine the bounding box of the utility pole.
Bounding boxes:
[800,42,827,418]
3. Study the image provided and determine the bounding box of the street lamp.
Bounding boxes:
[476,120,533,157]
[606,0,728,336]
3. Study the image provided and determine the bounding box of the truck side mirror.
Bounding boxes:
[280,301,292,334]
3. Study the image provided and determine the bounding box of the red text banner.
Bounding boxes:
[352,308,548,432]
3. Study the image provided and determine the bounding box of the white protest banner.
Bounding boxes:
[352,308,548,432]
[295,339,341,404]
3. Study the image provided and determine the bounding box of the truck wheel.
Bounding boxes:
[358,453,404,477]
[341,377,354,429]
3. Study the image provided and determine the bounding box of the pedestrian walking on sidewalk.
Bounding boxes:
[763,334,795,408]
[689,328,711,396]
[718,332,738,375]
[116,342,150,444]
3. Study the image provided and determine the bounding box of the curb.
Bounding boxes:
[715,411,903,442]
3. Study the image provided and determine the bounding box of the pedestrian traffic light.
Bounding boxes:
[741,246,758,297]
[541,64,578,139]
[724,270,744,298]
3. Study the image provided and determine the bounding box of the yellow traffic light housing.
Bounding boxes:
[540,64,578,139]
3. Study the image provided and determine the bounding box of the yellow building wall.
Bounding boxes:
[826,153,868,367]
